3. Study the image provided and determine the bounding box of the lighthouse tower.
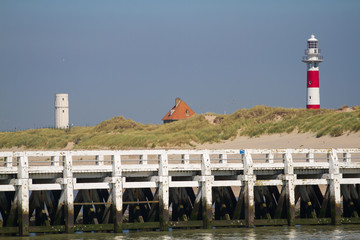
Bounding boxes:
[302,34,323,109]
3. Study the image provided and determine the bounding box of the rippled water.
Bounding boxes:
[7,225,360,240]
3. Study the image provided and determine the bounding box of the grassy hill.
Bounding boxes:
[0,105,359,150]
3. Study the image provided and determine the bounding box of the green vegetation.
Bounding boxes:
[0,106,359,149]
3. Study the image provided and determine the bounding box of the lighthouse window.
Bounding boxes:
[308,41,318,48]
[62,110,64,113]
[309,81,311,85]
[62,98,64,101]
[309,96,311,99]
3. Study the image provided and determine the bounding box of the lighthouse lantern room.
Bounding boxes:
[302,34,323,109]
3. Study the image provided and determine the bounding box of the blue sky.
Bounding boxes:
[1,1,359,131]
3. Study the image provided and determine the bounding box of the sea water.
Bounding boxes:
[7,225,360,240]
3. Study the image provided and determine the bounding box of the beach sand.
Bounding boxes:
[195,132,360,149]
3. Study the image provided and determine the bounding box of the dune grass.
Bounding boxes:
[0,106,359,149]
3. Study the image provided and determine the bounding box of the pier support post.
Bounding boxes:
[159,153,169,231]
[112,154,123,232]
[243,150,255,227]
[284,151,295,226]
[201,153,213,229]
[63,153,74,233]
[329,150,341,225]
[17,154,29,236]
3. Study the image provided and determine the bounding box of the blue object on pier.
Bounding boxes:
[240,150,245,154]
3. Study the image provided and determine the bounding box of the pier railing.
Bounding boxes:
[0,148,360,235]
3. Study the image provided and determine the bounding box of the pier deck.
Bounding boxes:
[1,148,360,235]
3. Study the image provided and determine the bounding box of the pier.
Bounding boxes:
[1,148,360,235]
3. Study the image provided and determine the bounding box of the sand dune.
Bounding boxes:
[1,132,358,152]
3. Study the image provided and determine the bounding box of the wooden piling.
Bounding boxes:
[63,154,74,233]
[274,186,286,219]
[233,187,245,220]
[112,154,123,232]
[328,150,341,225]
[243,151,255,227]
[17,154,29,236]
[319,185,330,218]
[158,153,169,231]
[201,153,213,229]
[349,184,360,216]
[190,188,202,221]
[284,152,295,226]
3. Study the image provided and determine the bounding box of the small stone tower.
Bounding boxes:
[55,93,69,129]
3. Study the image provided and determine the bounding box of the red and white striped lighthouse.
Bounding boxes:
[302,34,323,109]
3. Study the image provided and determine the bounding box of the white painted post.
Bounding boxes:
[284,151,294,175]
[201,152,213,228]
[139,154,148,165]
[158,153,169,230]
[181,154,189,164]
[219,153,227,164]
[5,156,13,167]
[63,153,74,233]
[112,154,122,232]
[51,156,60,166]
[265,153,274,163]
[284,150,295,226]
[306,150,314,163]
[329,149,341,225]
[17,153,29,236]
[243,150,255,227]
[95,155,104,165]
[343,152,351,163]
